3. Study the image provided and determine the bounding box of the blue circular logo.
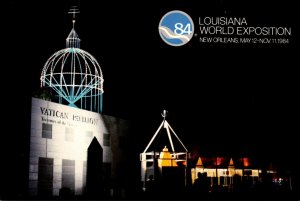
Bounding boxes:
[159,10,194,46]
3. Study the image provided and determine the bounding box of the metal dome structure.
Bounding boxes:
[40,8,104,113]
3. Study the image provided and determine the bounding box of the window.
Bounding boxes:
[42,123,52,139]
[62,159,75,194]
[65,127,74,142]
[103,134,110,147]
[38,157,53,196]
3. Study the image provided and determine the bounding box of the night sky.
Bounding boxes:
[2,0,299,198]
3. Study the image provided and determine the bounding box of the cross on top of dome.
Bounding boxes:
[66,6,81,48]
[68,6,80,26]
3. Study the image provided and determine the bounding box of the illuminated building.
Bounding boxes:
[190,156,293,192]
[140,110,189,192]
[139,111,292,194]
[191,157,261,190]
[28,7,131,198]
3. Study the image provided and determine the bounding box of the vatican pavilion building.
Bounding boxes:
[28,8,131,198]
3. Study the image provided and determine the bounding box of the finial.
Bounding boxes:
[163,146,168,152]
[161,109,168,119]
[68,6,80,26]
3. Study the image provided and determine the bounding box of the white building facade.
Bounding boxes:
[28,97,112,197]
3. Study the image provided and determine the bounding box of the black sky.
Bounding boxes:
[2,0,299,183]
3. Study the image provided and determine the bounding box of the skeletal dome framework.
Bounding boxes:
[40,16,104,113]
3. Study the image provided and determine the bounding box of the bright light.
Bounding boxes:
[40,21,104,113]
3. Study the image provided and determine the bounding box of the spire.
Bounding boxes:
[228,158,234,168]
[161,109,168,120]
[66,6,81,48]
[196,156,204,168]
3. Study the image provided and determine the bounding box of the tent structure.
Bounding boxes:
[140,110,189,191]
